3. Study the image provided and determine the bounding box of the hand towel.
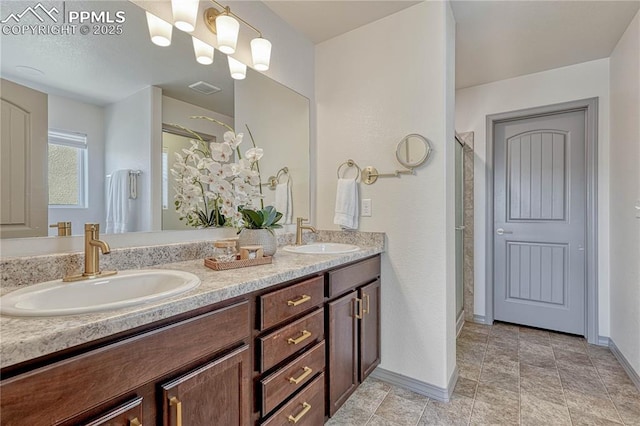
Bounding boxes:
[106,169,131,234]
[333,178,359,230]
[275,181,293,225]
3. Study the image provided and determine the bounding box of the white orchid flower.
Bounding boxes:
[211,142,232,162]
[245,147,263,162]
[223,131,244,149]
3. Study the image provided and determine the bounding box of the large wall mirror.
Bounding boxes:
[0,0,310,239]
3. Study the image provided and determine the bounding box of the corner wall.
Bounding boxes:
[316,1,457,391]
[455,59,611,337]
[105,86,161,233]
[609,11,640,376]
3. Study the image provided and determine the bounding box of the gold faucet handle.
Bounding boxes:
[297,217,308,224]
[49,222,72,236]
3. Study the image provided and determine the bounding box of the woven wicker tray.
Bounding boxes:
[204,255,273,271]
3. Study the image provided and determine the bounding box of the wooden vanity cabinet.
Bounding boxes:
[82,397,143,426]
[326,257,381,417]
[0,254,381,425]
[0,300,251,426]
[161,345,251,426]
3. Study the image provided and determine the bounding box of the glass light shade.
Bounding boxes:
[228,56,246,80]
[172,0,199,32]
[146,12,172,47]
[192,37,214,65]
[216,14,239,54]
[250,37,271,71]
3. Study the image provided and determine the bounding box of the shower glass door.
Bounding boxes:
[455,138,465,320]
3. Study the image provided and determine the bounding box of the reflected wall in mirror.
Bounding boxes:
[395,134,432,169]
[0,0,310,239]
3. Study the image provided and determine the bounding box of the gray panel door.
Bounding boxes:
[494,110,586,335]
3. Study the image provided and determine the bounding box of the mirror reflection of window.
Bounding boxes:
[47,130,88,208]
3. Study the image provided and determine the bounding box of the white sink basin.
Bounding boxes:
[0,270,200,317]
[283,243,360,255]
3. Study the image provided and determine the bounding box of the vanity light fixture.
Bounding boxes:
[145,11,173,47]
[171,0,199,32]
[204,0,272,71]
[192,37,215,65]
[214,12,240,54]
[228,56,246,80]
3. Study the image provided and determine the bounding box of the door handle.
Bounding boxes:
[455,226,465,231]
[496,228,513,235]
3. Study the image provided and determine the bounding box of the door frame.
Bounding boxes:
[485,98,599,343]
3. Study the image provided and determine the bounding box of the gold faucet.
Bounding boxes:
[63,223,117,282]
[49,221,72,236]
[296,217,317,245]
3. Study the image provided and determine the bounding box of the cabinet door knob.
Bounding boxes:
[287,402,311,424]
[169,397,182,426]
[287,330,311,345]
[288,366,313,384]
[287,294,311,307]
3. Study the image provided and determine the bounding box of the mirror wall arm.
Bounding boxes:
[372,169,414,178]
[361,166,414,185]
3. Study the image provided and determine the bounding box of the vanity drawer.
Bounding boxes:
[328,255,380,298]
[259,275,324,330]
[259,309,324,373]
[261,373,325,426]
[260,341,325,416]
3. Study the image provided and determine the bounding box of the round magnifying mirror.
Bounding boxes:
[396,134,432,169]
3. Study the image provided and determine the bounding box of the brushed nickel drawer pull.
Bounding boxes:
[287,330,311,345]
[130,418,142,426]
[287,402,311,423]
[288,366,313,384]
[287,294,311,307]
[170,397,182,426]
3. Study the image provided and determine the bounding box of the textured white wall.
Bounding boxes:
[455,59,611,336]
[105,86,161,233]
[609,11,640,375]
[316,1,456,388]
[48,95,106,235]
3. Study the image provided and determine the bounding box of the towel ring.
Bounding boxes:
[337,160,361,180]
[266,167,290,190]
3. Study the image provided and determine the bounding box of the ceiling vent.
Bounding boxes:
[188,81,221,95]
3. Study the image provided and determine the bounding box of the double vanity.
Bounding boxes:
[0,232,384,425]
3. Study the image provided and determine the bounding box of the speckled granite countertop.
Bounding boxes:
[0,241,383,369]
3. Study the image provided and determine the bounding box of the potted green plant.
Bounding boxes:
[237,206,283,256]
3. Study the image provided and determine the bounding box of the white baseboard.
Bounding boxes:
[609,339,640,392]
[473,315,491,325]
[597,336,610,347]
[369,366,458,402]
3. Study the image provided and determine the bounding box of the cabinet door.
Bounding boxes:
[360,280,381,381]
[82,397,143,426]
[161,345,251,426]
[327,290,358,416]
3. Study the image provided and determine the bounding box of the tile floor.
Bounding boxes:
[327,321,640,425]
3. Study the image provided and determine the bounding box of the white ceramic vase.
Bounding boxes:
[237,229,277,256]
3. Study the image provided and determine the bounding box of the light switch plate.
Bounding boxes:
[362,199,372,217]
